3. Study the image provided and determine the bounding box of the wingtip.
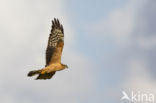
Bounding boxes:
[51,18,64,33]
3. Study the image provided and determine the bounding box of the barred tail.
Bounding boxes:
[27,70,41,77]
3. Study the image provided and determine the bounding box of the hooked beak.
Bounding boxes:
[66,65,69,69]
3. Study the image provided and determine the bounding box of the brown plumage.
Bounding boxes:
[27,18,68,80]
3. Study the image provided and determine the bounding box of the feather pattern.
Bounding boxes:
[45,18,64,66]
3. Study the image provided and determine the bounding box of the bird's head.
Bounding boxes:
[62,64,68,69]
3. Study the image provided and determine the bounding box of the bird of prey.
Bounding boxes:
[27,18,68,80]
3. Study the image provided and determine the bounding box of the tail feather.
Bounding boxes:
[27,70,41,77]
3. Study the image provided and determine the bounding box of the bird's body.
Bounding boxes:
[41,63,66,73]
[27,18,68,80]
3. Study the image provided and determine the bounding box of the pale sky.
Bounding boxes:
[0,0,156,103]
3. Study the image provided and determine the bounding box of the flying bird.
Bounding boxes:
[27,18,68,80]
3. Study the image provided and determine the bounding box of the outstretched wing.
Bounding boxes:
[45,18,64,66]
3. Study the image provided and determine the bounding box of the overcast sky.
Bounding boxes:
[0,0,156,103]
